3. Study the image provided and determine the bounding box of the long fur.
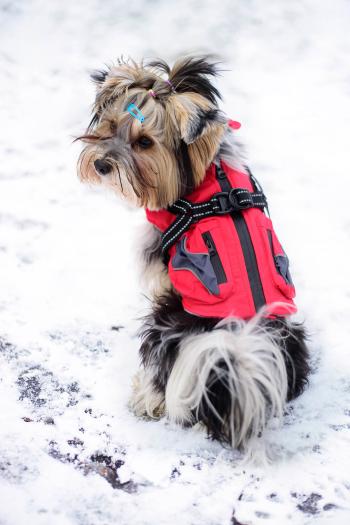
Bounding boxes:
[76,56,226,209]
[137,290,309,455]
[129,366,165,419]
[165,318,288,454]
[77,55,310,457]
[135,222,171,299]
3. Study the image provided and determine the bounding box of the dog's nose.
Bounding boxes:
[94,159,112,176]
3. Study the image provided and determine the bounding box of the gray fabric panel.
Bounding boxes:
[172,237,219,295]
[274,254,293,286]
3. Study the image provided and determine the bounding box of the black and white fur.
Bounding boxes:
[131,211,309,457]
[79,55,310,457]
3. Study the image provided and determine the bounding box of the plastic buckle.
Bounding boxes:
[229,188,253,210]
[212,192,234,215]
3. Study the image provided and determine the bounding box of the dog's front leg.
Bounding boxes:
[136,222,171,301]
[129,223,171,419]
[129,366,165,419]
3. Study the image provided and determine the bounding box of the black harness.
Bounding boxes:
[161,166,268,258]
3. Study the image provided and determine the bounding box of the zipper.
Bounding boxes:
[216,165,266,311]
[202,231,227,284]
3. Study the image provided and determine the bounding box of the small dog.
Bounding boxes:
[77,56,309,457]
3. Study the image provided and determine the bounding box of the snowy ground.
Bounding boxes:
[1,0,350,523]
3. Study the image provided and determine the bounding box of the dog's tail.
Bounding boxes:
[165,313,288,457]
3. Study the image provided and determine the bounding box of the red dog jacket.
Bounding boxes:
[146,161,296,319]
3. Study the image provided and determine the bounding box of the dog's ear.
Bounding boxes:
[91,69,109,86]
[170,92,225,144]
[168,92,226,184]
[87,69,110,129]
[161,56,224,146]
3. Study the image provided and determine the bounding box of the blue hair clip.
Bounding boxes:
[127,103,145,123]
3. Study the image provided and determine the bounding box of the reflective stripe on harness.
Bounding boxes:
[161,168,268,259]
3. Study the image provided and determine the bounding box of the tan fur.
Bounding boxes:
[77,146,102,185]
[140,255,172,298]
[135,223,172,299]
[77,57,227,209]
[189,123,225,184]
[129,368,165,419]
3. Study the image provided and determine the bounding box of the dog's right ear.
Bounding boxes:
[86,70,109,130]
[90,69,109,87]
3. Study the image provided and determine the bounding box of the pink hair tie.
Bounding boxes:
[165,79,175,92]
[148,89,156,98]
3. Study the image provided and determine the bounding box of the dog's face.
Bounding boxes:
[77,56,227,210]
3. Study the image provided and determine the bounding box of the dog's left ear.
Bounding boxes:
[187,110,226,184]
[150,55,226,145]
[170,93,226,145]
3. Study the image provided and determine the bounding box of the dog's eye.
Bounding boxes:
[134,136,153,149]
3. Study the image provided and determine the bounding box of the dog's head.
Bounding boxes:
[77,56,228,209]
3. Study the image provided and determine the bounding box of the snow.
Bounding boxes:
[1,0,350,523]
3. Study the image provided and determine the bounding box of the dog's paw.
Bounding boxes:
[129,369,165,420]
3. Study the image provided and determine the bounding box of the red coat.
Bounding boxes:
[146,162,296,319]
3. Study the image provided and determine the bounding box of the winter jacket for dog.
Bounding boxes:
[146,161,297,319]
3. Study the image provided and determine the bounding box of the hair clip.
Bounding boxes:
[148,89,156,98]
[127,103,145,123]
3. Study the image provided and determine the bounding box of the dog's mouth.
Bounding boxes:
[92,154,143,206]
[77,133,160,208]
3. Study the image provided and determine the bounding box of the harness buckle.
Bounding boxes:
[229,188,254,210]
[212,192,234,215]
[212,189,254,215]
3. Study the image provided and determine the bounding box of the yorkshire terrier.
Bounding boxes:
[77,56,309,457]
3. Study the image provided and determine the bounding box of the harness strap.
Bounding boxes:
[161,166,268,258]
[244,165,270,217]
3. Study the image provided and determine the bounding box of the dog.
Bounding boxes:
[77,55,309,457]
